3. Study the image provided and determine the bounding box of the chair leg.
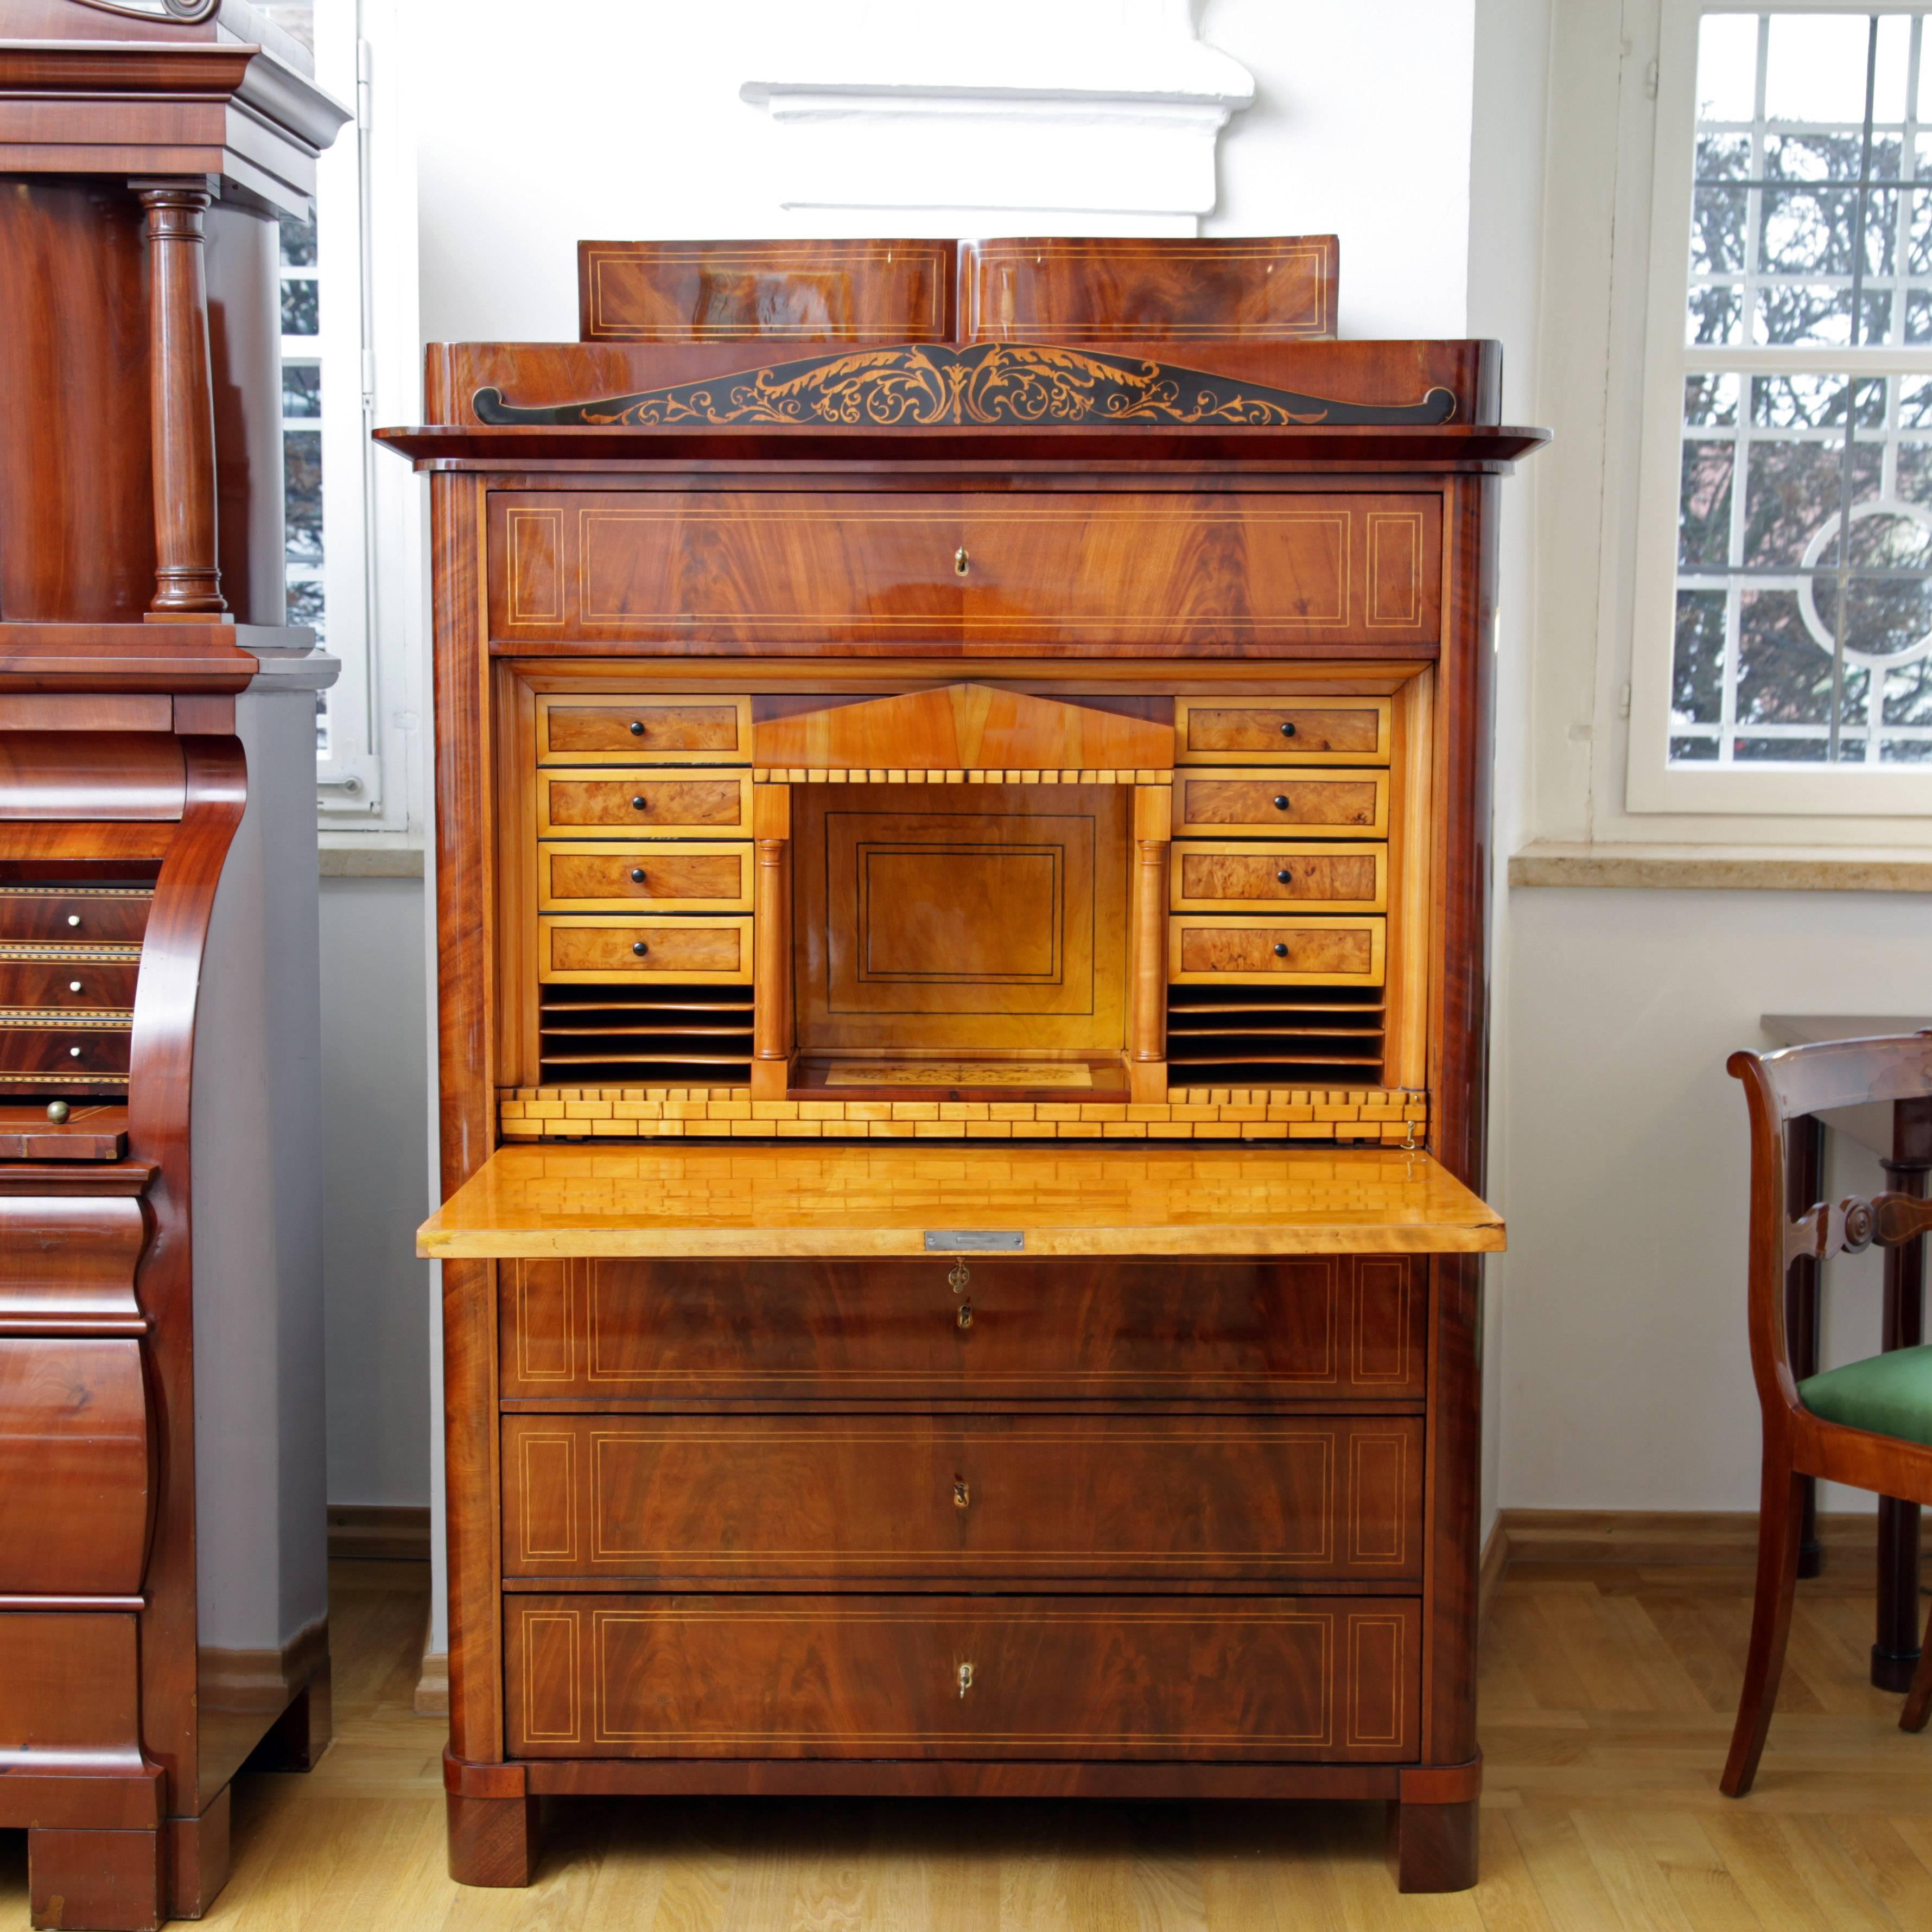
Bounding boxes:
[1721,1457,1806,1797]
[1902,1596,1932,1733]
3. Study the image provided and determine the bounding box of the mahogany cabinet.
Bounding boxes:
[0,5,346,1927]
[386,236,1545,1895]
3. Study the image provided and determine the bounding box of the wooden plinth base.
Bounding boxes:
[29,1826,166,1932]
[447,1790,542,1887]
[1387,1796,1479,1892]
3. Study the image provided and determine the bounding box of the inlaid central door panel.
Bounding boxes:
[504,1593,1421,1760]
[501,1414,1423,1580]
[499,1255,1427,1401]
[487,492,1442,645]
[794,783,1127,1052]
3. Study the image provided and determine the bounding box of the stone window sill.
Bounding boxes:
[1508,843,1932,893]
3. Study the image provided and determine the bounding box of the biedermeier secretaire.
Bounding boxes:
[0,5,345,1928]
[388,236,1545,1895]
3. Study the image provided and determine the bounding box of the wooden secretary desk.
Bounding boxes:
[389,237,1545,1895]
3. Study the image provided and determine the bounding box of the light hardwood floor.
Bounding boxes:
[4,1554,1930,1931]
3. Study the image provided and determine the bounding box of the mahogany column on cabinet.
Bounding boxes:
[135,184,225,622]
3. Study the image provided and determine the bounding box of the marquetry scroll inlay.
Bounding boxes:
[474,341,1458,431]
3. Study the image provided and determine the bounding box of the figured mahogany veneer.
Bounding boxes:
[498,1254,1428,1402]
[488,492,1442,649]
[504,1593,1419,1762]
[500,1413,1424,1582]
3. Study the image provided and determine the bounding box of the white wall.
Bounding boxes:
[319,876,430,1507]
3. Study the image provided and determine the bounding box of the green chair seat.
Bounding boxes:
[1799,1344,1932,1448]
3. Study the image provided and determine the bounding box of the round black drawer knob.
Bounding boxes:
[631,795,647,810]
[630,868,646,884]
[1272,795,1290,811]
[1280,721,1297,738]
[1273,943,1289,958]
[628,720,645,735]
[631,940,649,957]
[1276,868,1292,885]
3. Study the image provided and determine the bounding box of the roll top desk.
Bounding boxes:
[387,236,1545,1895]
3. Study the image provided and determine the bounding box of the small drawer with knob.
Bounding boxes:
[535,694,751,766]
[0,887,152,947]
[538,914,753,983]
[537,842,754,913]
[1173,769,1388,838]
[538,771,754,838]
[1170,841,1387,914]
[0,961,140,1011]
[1174,698,1391,765]
[0,1013,134,1075]
[1168,915,1385,987]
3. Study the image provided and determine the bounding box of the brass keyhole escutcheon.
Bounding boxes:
[954,1480,970,1509]
[957,1299,973,1330]
[954,546,970,577]
[957,1662,974,1696]
[948,1262,969,1294]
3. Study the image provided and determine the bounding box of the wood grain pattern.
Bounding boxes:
[504,1594,1420,1761]
[1172,843,1387,913]
[795,785,1127,1055]
[537,842,752,912]
[499,1253,1427,1401]
[536,694,750,764]
[0,732,184,819]
[422,1143,1503,1260]
[753,685,1171,775]
[579,239,954,344]
[538,771,752,838]
[499,1414,1424,1581]
[959,237,1339,345]
[0,884,151,944]
[486,492,1442,648]
[1170,916,1386,987]
[538,915,752,983]
[1175,770,1389,838]
[1175,698,1391,764]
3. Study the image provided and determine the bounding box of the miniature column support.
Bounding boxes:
[1129,783,1170,1103]
[752,784,793,1099]
[135,181,226,620]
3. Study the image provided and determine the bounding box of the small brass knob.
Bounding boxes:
[957,1662,974,1696]
[954,546,970,577]
[948,1261,969,1294]
[954,1480,970,1509]
[46,1101,69,1124]
[1273,943,1288,958]
[631,795,647,810]
[1280,721,1297,738]
[630,868,646,884]
[628,720,645,736]
[957,1299,973,1330]
[632,940,649,957]
[66,914,81,927]
[1276,868,1292,885]
[1272,795,1290,811]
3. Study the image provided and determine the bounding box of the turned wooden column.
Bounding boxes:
[1129,783,1170,1103]
[751,784,792,1100]
[136,182,226,619]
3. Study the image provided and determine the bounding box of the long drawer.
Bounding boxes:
[501,1414,1423,1581]
[1174,770,1389,838]
[499,1255,1426,1401]
[487,491,1442,647]
[504,1592,1421,1761]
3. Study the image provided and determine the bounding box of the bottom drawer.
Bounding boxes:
[504,1593,1419,1761]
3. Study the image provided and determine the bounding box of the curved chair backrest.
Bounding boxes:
[1729,1032,1932,1422]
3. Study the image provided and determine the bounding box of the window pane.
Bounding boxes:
[278,215,316,268]
[285,431,322,565]
[1697,14,1760,123]
[282,362,321,419]
[1763,14,1873,123]
[281,277,319,336]
[1674,589,1727,724]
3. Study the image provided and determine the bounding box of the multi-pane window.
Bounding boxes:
[279,211,328,754]
[1673,10,1932,765]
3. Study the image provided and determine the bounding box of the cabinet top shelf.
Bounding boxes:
[418,1143,1504,1261]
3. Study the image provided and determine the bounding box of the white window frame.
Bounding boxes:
[304,0,424,844]
[1628,0,1932,817]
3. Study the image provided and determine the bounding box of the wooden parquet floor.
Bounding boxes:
[4,1555,1931,1930]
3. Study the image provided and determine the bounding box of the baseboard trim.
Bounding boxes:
[1496,1505,1928,1569]
[327,1504,431,1563]
[415,1601,449,1719]
[1477,1517,1510,1634]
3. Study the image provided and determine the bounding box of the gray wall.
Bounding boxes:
[319,873,431,1507]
